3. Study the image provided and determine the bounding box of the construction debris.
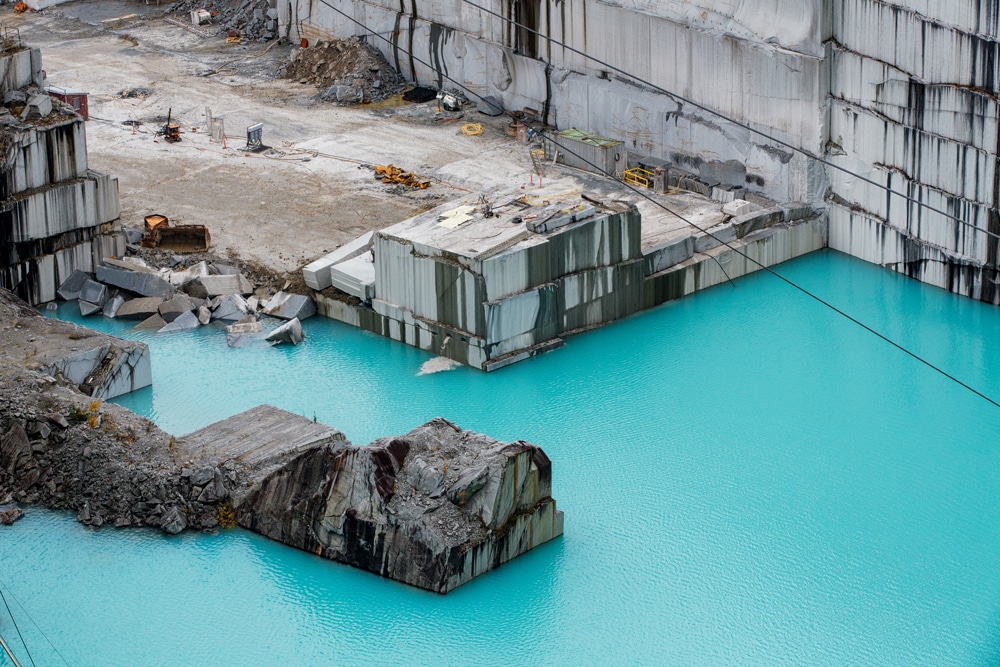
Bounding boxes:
[117,87,152,100]
[374,164,430,189]
[283,38,406,104]
[168,0,277,41]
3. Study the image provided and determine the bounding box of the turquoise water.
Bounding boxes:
[2,249,999,666]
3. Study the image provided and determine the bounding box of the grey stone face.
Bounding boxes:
[158,295,197,323]
[264,317,304,345]
[97,265,174,299]
[158,310,200,333]
[160,506,186,535]
[78,301,102,317]
[211,294,250,321]
[79,280,109,307]
[57,270,91,301]
[262,291,316,321]
[102,295,126,318]
[116,297,164,320]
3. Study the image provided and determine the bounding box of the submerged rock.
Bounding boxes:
[160,506,187,535]
[117,297,164,321]
[0,505,24,525]
[235,417,563,593]
[225,320,262,336]
[264,317,303,345]
[158,310,200,333]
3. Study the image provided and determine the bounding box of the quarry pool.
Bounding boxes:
[3,249,1000,666]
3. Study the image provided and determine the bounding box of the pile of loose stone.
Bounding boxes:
[167,0,279,41]
[56,237,316,347]
[1,82,74,125]
[282,38,407,104]
[0,290,243,533]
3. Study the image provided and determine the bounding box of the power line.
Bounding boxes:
[0,579,70,667]
[0,587,34,667]
[310,0,1000,410]
[458,0,1000,245]
[0,633,23,667]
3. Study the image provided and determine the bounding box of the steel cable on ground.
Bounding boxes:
[457,0,1000,245]
[0,586,34,667]
[311,0,1000,410]
[0,577,71,667]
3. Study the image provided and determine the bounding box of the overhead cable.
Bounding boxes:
[312,0,1000,410]
[458,0,1000,245]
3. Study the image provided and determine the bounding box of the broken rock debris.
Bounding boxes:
[54,245,316,353]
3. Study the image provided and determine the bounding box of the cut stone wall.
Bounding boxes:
[283,0,1000,304]
[0,46,123,306]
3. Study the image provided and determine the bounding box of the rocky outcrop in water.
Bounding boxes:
[1,287,563,590]
[235,418,564,593]
[0,288,229,533]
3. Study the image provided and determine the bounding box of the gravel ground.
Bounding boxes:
[6,1,528,276]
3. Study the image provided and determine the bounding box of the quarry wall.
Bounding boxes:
[281,0,1000,304]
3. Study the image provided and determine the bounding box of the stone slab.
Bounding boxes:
[116,297,164,320]
[302,231,374,291]
[262,291,316,321]
[264,317,304,345]
[78,279,108,307]
[169,261,210,286]
[56,269,91,301]
[176,404,346,480]
[199,274,254,297]
[159,310,200,333]
[329,256,375,302]
[102,295,125,318]
[97,265,174,299]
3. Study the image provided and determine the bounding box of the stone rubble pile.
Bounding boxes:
[0,288,240,534]
[167,0,278,41]
[55,243,317,347]
[282,38,407,104]
[0,376,225,534]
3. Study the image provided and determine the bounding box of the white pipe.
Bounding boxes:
[0,633,23,667]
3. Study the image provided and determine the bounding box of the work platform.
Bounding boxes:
[306,166,826,371]
[178,404,346,483]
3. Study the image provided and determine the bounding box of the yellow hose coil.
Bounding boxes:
[460,123,484,136]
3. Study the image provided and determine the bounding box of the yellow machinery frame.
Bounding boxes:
[623,167,654,188]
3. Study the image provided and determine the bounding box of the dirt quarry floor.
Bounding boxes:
[5,1,533,275]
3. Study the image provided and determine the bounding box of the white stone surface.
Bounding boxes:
[329,255,376,301]
[262,291,317,320]
[302,231,374,290]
